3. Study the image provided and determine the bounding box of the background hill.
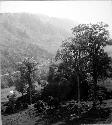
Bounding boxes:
[1,13,112,76]
[0,13,76,75]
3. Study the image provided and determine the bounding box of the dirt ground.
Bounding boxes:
[2,99,112,125]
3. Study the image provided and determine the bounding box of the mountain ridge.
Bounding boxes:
[0,13,76,75]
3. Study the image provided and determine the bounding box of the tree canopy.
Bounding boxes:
[55,22,111,104]
[15,57,38,104]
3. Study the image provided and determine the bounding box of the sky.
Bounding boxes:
[0,1,112,31]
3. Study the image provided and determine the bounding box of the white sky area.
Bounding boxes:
[0,1,112,33]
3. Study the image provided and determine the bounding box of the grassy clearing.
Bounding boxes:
[1,87,15,103]
[1,82,42,104]
[1,86,21,103]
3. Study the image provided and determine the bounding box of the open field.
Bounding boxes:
[1,82,42,104]
[1,86,22,103]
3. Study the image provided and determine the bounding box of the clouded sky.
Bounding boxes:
[0,1,112,31]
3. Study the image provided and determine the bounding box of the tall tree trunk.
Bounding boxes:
[77,72,80,103]
[77,49,81,118]
[77,48,81,103]
[93,75,97,108]
[27,66,32,105]
[92,60,98,108]
[28,76,32,105]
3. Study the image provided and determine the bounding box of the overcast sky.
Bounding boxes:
[0,1,112,32]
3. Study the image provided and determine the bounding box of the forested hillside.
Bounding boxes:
[0,13,75,75]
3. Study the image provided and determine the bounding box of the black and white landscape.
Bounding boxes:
[1,1,112,125]
[0,13,76,74]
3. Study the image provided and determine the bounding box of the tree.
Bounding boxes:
[72,23,111,107]
[55,38,89,102]
[45,58,89,102]
[7,73,14,87]
[16,57,38,104]
[15,78,26,96]
[15,63,27,96]
[56,22,111,107]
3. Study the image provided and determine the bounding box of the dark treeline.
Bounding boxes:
[43,22,112,105]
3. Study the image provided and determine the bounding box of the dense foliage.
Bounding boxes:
[43,22,111,106]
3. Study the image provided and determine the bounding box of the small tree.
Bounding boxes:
[16,57,38,104]
[7,73,14,87]
[15,78,26,96]
[55,38,89,102]
[14,65,26,95]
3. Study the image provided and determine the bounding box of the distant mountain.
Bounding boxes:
[105,45,112,58]
[0,13,76,75]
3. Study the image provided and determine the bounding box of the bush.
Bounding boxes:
[34,100,45,113]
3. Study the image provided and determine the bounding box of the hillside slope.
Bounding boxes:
[0,13,76,75]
